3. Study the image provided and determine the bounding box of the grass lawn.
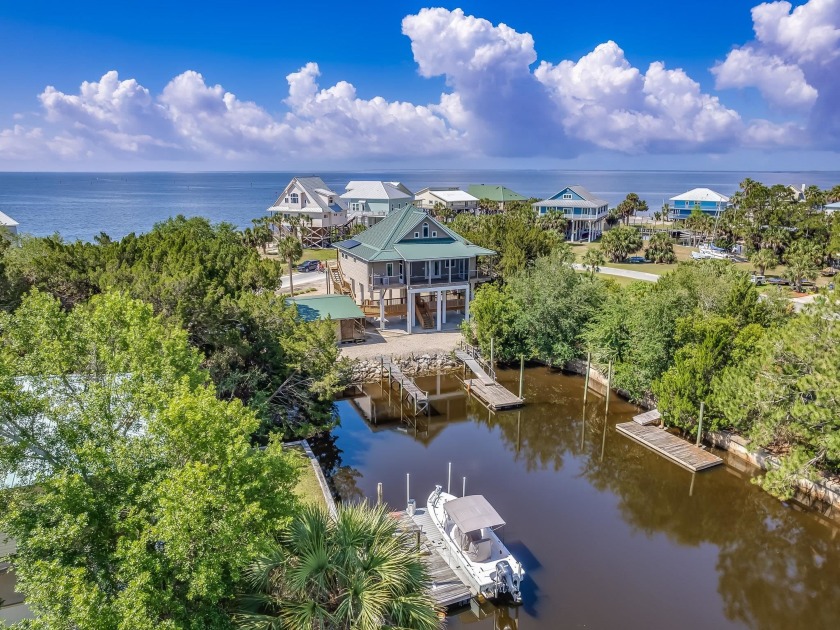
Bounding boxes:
[288,445,329,511]
[593,272,639,287]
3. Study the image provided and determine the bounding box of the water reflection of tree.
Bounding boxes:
[306,432,364,503]
[578,422,840,630]
[478,396,606,472]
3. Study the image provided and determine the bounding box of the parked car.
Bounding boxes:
[821,267,837,277]
[626,256,646,264]
[749,274,766,286]
[766,276,790,286]
[296,260,320,272]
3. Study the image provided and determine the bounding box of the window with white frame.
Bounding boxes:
[414,232,419,238]
[290,193,299,203]
[386,262,393,276]
[562,193,572,199]
[432,231,437,237]
[423,223,429,238]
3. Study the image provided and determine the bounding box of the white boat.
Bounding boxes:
[698,243,731,260]
[427,486,524,603]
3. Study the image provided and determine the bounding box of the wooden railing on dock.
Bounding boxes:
[381,357,429,419]
[454,341,524,411]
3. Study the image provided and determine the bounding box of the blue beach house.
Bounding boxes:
[532,186,609,242]
[668,188,730,220]
[341,181,414,228]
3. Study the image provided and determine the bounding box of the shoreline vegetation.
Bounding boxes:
[0,176,838,627]
[456,179,840,502]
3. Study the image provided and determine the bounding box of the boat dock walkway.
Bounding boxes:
[633,409,661,426]
[455,343,524,411]
[392,508,473,608]
[381,357,428,416]
[616,422,723,472]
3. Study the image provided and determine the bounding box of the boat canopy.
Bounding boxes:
[444,495,505,533]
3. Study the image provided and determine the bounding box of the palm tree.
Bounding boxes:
[277,235,303,296]
[783,240,822,292]
[237,503,440,630]
[750,248,778,276]
[581,248,605,274]
[645,232,676,263]
[616,193,648,225]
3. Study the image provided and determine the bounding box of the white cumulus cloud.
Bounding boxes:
[1,3,837,166]
[714,0,840,142]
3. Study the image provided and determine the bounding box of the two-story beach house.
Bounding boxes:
[341,181,414,228]
[532,186,609,242]
[414,187,479,213]
[668,188,730,220]
[331,205,495,333]
[467,184,527,210]
[267,177,347,246]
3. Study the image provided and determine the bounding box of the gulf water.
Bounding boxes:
[2,170,839,241]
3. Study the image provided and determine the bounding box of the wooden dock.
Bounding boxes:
[454,349,495,386]
[465,378,524,411]
[391,508,473,608]
[455,343,524,411]
[382,357,428,416]
[616,422,723,472]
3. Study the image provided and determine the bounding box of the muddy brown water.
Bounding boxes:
[311,367,840,629]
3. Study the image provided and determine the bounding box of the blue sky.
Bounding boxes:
[1,0,838,170]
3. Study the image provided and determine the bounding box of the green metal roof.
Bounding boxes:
[394,242,496,261]
[335,204,496,263]
[468,184,527,203]
[288,295,364,322]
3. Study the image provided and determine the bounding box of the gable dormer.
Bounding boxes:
[398,215,453,243]
[549,187,582,202]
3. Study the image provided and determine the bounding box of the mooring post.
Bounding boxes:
[406,473,410,508]
[696,401,705,447]
[447,462,452,494]
[605,360,613,414]
[490,337,495,375]
[462,476,466,497]
[415,529,421,550]
[583,352,591,405]
[519,355,524,399]
[600,407,608,462]
[377,482,383,506]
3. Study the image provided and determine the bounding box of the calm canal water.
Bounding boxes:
[312,367,840,630]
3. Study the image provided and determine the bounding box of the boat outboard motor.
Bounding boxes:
[494,560,520,602]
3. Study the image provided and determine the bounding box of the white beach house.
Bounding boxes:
[414,187,479,213]
[0,210,19,235]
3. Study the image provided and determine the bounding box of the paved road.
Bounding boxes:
[573,264,660,282]
[285,270,326,287]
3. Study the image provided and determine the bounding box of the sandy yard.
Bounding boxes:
[340,327,462,360]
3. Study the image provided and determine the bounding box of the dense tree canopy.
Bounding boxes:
[0,217,347,439]
[0,291,300,629]
[450,204,560,277]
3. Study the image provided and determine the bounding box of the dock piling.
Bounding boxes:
[377,482,383,506]
[447,462,452,494]
[696,401,705,447]
[583,352,591,405]
[605,361,613,414]
[519,355,524,399]
[462,476,466,497]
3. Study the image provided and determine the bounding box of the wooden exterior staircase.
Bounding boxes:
[414,294,435,329]
[326,260,353,298]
